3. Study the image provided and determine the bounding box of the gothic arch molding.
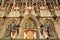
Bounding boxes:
[20,14,43,39]
[43,19,58,39]
[21,14,40,28]
[1,18,20,38]
[44,19,54,25]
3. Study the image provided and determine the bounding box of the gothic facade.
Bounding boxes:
[0,0,60,39]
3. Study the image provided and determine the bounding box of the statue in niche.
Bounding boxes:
[43,21,58,39]
[40,25,44,35]
[26,20,36,28]
[4,25,12,37]
[10,22,20,39]
[4,22,19,39]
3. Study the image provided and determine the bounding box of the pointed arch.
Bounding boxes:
[21,14,40,28]
[44,19,58,39]
[20,14,43,39]
[45,19,54,26]
[1,18,20,38]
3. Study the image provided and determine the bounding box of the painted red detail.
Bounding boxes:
[11,31,16,36]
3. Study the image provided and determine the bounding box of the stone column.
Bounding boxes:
[44,0,46,5]
[53,19,60,39]
[55,0,59,5]
[17,27,22,39]
[1,0,5,6]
